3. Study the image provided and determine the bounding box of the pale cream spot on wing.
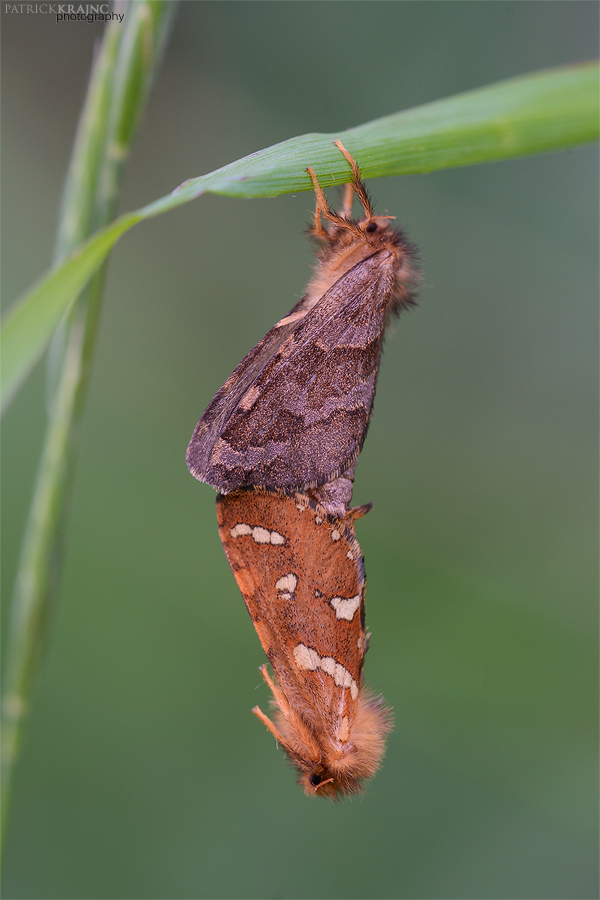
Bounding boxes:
[331,529,341,541]
[320,657,336,676]
[334,662,354,690]
[275,573,297,594]
[330,595,361,621]
[230,523,252,538]
[315,516,323,525]
[229,522,285,545]
[252,526,271,544]
[357,636,364,650]
[293,646,359,699]
[347,549,354,560]
[296,503,304,512]
[293,644,320,670]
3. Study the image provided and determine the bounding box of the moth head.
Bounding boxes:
[305,144,420,314]
[314,209,399,248]
[360,214,396,236]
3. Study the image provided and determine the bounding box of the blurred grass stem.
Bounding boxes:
[1,0,175,847]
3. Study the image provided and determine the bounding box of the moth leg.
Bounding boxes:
[339,181,355,220]
[313,777,335,793]
[306,165,337,239]
[348,502,373,522]
[256,663,291,718]
[306,166,360,239]
[333,139,374,220]
[252,704,289,746]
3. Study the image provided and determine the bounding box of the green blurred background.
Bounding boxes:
[2,2,598,898]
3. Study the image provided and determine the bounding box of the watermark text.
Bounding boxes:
[4,4,124,23]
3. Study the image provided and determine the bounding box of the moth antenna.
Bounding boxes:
[333,139,374,220]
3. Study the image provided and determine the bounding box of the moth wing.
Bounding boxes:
[216,491,366,730]
[202,251,397,493]
[186,293,314,482]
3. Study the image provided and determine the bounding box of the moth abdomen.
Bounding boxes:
[216,485,391,799]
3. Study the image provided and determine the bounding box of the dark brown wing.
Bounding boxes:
[216,490,367,733]
[185,292,314,482]
[187,250,397,493]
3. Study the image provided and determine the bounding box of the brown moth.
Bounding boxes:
[186,141,418,494]
[216,486,392,799]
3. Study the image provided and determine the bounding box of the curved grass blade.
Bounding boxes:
[2,61,598,414]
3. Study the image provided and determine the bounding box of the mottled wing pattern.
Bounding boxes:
[186,293,313,482]
[216,490,367,734]
[189,251,397,493]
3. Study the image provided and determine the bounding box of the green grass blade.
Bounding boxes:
[2,61,598,414]
[1,213,141,411]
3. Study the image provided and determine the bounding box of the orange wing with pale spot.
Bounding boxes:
[216,489,391,798]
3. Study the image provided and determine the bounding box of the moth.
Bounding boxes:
[216,487,392,798]
[187,141,418,494]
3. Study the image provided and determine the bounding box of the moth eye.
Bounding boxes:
[309,772,322,786]
[365,222,378,233]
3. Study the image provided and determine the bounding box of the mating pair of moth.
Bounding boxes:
[187,142,419,798]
